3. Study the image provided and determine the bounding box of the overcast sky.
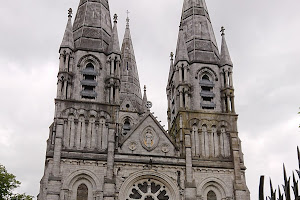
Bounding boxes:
[0,0,300,199]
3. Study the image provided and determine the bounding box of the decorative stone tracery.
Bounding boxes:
[119,171,180,200]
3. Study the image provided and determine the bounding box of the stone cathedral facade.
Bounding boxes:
[38,0,250,200]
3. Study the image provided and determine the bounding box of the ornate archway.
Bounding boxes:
[119,171,180,200]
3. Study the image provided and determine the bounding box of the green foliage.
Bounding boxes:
[0,164,33,200]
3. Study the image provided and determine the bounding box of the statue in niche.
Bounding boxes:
[144,130,154,148]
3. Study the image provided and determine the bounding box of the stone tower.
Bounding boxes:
[166,0,250,199]
[38,0,250,200]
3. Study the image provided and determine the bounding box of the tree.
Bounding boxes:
[0,164,33,200]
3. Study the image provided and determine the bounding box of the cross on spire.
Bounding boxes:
[170,52,174,60]
[113,14,118,23]
[68,8,73,18]
[126,10,130,26]
[221,26,226,36]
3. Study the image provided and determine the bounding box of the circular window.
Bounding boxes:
[126,104,130,108]
[126,179,170,200]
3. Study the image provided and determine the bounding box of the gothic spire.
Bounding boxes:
[179,0,219,64]
[107,14,121,55]
[120,14,143,112]
[220,27,233,67]
[73,0,113,52]
[60,8,74,51]
[174,26,189,65]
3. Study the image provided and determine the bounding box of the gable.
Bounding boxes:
[120,98,137,112]
[119,115,177,157]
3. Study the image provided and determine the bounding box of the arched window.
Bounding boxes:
[81,63,97,100]
[77,184,88,200]
[202,74,210,81]
[207,191,217,200]
[200,74,215,110]
[123,118,131,135]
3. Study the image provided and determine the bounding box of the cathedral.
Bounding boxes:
[38,0,250,199]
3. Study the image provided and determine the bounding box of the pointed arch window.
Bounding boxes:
[81,63,97,100]
[207,191,217,200]
[123,118,131,136]
[200,74,215,110]
[77,184,88,200]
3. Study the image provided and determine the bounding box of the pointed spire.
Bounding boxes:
[73,0,113,52]
[179,0,219,64]
[174,25,189,65]
[120,13,143,112]
[107,14,121,55]
[220,27,233,67]
[60,8,74,51]
[142,85,148,112]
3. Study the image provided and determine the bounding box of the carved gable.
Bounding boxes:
[119,114,177,157]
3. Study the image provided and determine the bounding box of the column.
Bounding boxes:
[227,95,231,112]
[64,54,70,71]
[225,70,229,87]
[59,54,65,71]
[52,119,64,176]
[110,86,114,103]
[185,92,189,109]
[229,70,233,87]
[184,67,188,82]
[231,95,236,113]
[179,67,182,82]
[179,89,183,108]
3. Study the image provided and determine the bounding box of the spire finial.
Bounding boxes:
[170,52,174,60]
[144,85,147,92]
[68,8,73,18]
[126,10,130,26]
[221,26,225,36]
[113,14,118,23]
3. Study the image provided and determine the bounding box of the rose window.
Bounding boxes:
[126,179,170,200]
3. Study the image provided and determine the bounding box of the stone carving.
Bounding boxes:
[128,179,170,200]
[128,141,137,151]
[140,127,159,151]
[161,144,170,153]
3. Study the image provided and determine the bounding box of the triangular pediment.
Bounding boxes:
[119,113,178,157]
[120,98,138,112]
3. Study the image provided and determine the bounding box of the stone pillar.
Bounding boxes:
[53,119,64,176]
[57,80,62,98]
[225,70,229,87]
[63,81,67,99]
[229,71,233,87]
[69,55,74,72]
[104,126,116,200]
[227,95,231,112]
[220,71,225,88]
[65,54,70,71]
[185,131,197,200]
[59,54,65,71]
[179,67,182,82]
[184,67,188,82]
[231,95,236,113]
[110,59,113,76]
[185,92,189,109]
[110,86,114,103]
[115,86,120,104]
[179,89,183,108]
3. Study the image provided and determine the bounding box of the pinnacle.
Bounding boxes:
[107,14,121,55]
[60,8,74,51]
[220,27,233,67]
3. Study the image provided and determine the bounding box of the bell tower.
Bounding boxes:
[166,0,250,199]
